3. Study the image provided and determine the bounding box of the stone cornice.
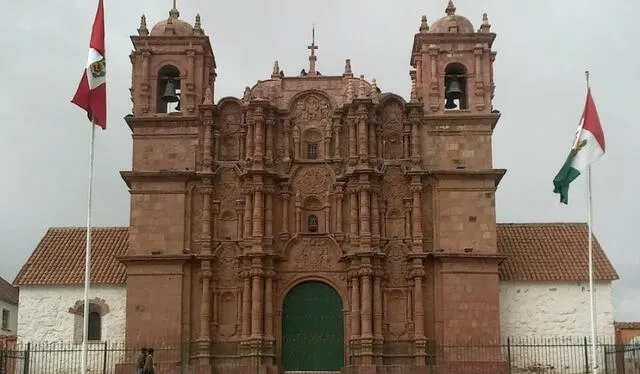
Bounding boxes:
[410,33,496,66]
[124,114,201,131]
[423,112,501,132]
[120,170,198,189]
[117,254,191,263]
[429,251,506,264]
[427,168,506,186]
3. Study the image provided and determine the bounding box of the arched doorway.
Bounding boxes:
[282,281,344,371]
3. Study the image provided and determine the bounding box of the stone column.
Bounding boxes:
[412,264,426,339]
[350,269,361,339]
[213,129,221,162]
[246,117,254,161]
[373,269,383,340]
[324,195,330,233]
[280,187,291,239]
[239,127,247,160]
[380,197,386,238]
[243,190,253,240]
[360,267,373,339]
[411,182,423,251]
[295,192,302,233]
[410,118,420,164]
[199,263,212,342]
[252,185,264,238]
[202,120,213,168]
[264,269,275,340]
[359,184,371,246]
[348,115,357,163]
[250,267,264,339]
[265,185,273,241]
[335,185,344,234]
[333,116,341,158]
[253,106,265,162]
[368,119,376,160]
[357,113,368,161]
[235,199,244,241]
[349,187,358,242]
[403,128,411,159]
[283,119,291,161]
[371,189,380,240]
[293,126,300,160]
[211,201,220,244]
[200,184,213,249]
[241,270,251,338]
[265,112,274,164]
[403,198,412,239]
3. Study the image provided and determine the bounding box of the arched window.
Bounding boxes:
[157,65,181,114]
[307,142,318,159]
[87,312,102,341]
[307,214,319,232]
[443,63,468,110]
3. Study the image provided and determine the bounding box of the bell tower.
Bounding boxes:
[412,1,507,347]
[120,3,217,346]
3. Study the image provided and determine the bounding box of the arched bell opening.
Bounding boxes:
[443,63,468,110]
[156,65,182,114]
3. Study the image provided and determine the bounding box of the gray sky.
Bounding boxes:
[1,0,638,321]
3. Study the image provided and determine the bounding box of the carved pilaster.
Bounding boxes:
[264,268,275,340]
[241,270,251,338]
[411,262,426,340]
[243,189,253,240]
[332,116,341,158]
[359,183,371,248]
[371,188,380,241]
[373,268,383,340]
[252,184,264,239]
[280,185,291,240]
[411,181,423,251]
[202,117,213,169]
[349,267,361,340]
[211,200,220,245]
[246,112,254,161]
[348,113,357,165]
[250,265,264,339]
[379,196,387,239]
[357,111,368,163]
[349,187,359,244]
[265,111,274,164]
[403,198,412,239]
[359,265,373,339]
[235,199,244,241]
[253,105,265,164]
[264,185,274,244]
[295,192,302,233]
[335,184,344,235]
[198,261,212,347]
[283,119,291,161]
[199,183,213,253]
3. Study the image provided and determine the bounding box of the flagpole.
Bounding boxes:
[585,70,598,374]
[81,121,97,374]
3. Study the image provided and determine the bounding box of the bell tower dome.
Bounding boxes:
[129,3,216,117]
[411,0,496,114]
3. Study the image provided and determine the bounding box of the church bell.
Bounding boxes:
[445,76,464,100]
[162,78,180,103]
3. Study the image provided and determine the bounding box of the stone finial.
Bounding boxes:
[371,79,381,101]
[138,14,149,36]
[272,61,281,78]
[170,0,180,19]
[194,14,203,34]
[344,59,352,75]
[203,86,213,105]
[420,15,429,32]
[479,13,491,32]
[445,0,456,16]
[358,75,366,99]
[242,86,251,103]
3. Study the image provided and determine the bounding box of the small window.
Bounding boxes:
[308,215,319,232]
[307,142,318,159]
[1,309,9,330]
[87,311,102,341]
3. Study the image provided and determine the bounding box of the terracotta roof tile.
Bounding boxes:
[615,322,640,330]
[13,227,128,286]
[0,276,19,305]
[13,223,618,285]
[497,223,619,281]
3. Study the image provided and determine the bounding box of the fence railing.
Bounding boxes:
[1,337,639,374]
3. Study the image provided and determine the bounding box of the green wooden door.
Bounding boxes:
[282,281,344,371]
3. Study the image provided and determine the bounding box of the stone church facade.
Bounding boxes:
[122,1,509,373]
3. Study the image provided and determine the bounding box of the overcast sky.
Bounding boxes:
[0,0,638,321]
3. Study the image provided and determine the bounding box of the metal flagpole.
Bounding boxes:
[585,70,598,374]
[81,121,97,373]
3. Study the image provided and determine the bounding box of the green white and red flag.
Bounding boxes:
[71,0,106,129]
[552,89,606,204]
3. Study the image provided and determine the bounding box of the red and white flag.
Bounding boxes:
[72,0,106,129]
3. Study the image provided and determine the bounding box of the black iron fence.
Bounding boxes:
[1,337,639,374]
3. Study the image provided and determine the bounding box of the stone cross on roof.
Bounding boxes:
[307,25,318,75]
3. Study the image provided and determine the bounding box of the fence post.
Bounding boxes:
[102,341,108,374]
[506,337,511,374]
[583,337,589,374]
[22,343,30,374]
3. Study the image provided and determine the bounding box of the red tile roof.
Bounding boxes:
[13,227,128,286]
[498,223,619,281]
[13,223,618,285]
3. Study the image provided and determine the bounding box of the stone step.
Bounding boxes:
[284,372,341,374]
